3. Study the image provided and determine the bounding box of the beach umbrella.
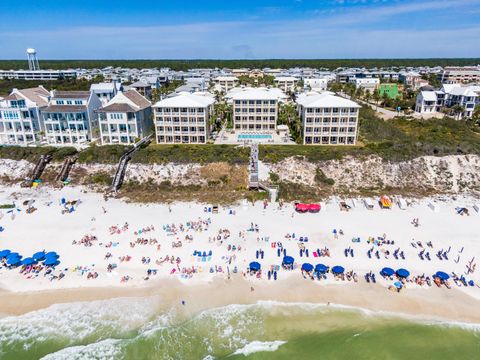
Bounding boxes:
[315,264,328,273]
[396,268,410,278]
[394,281,403,289]
[308,204,321,213]
[45,252,59,259]
[44,258,60,267]
[21,257,37,266]
[6,256,22,266]
[33,251,46,261]
[381,267,395,276]
[249,261,261,271]
[0,249,11,258]
[282,256,294,265]
[7,252,20,258]
[332,266,345,274]
[435,271,450,281]
[301,263,314,272]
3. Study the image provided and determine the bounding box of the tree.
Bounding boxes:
[364,89,371,104]
[278,103,302,144]
[372,89,380,108]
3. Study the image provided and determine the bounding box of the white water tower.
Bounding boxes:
[26,48,40,71]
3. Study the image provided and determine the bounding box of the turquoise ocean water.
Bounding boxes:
[0,297,479,360]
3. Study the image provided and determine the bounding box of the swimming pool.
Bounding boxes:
[238,134,273,140]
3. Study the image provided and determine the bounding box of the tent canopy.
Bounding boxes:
[295,203,309,212]
[381,267,395,276]
[396,268,410,278]
[308,204,321,212]
[315,264,328,273]
[282,256,294,265]
[249,261,261,271]
[301,263,314,272]
[332,266,345,274]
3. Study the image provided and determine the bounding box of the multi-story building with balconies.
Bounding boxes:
[230,88,286,132]
[0,86,50,145]
[296,91,360,145]
[97,89,152,145]
[153,92,214,144]
[42,91,102,146]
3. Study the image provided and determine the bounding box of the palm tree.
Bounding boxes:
[450,104,465,120]
[364,90,371,104]
[372,89,380,109]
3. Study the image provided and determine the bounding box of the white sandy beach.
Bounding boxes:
[0,184,479,319]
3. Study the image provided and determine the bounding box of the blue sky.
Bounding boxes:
[0,0,479,59]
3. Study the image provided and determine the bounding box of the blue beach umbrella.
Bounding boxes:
[33,251,46,261]
[332,266,345,274]
[301,263,314,272]
[7,252,20,258]
[249,261,261,271]
[315,264,328,273]
[282,256,294,265]
[6,256,22,266]
[21,257,37,266]
[44,258,60,267]
[45,252,59,259]
[435,271,450,281]
[396,268,410,278]
[381,267,395,276]
[0,249,11,258]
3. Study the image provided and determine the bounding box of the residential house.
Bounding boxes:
[0,86,50,145]
[42,91,102,146]
[97,89,152,145]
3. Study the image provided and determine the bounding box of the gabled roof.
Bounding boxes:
[100,89,151,112]
[16,86,50,107]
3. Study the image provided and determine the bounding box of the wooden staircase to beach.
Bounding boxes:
[21,154,53,188]
[55,155,78,183]
[108,134,153,193]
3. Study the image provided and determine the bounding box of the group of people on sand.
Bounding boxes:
[73,234,97,247]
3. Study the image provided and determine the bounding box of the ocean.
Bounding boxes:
[0,297,479,360]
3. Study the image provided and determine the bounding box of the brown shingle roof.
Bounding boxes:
[52,91,90,100]
[17,86,50,107]
[43,105,87,113]
[98,103,137,112]
[123,89,151,109]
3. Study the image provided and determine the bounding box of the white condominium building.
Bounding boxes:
[213,76,239,92]
[296,91,361,145]
[274,76,298,93]
[153,92,214,144]
[42,91,102,146]
[97,90,152,145]
[229,88,286,132]
[304,78,328,91]
[0,86,50,145]
[349,77,379,91]
[440,67,480,84]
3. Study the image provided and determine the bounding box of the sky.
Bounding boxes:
[0,0,479,59]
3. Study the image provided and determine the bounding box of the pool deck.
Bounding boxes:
[214,129,296,145]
